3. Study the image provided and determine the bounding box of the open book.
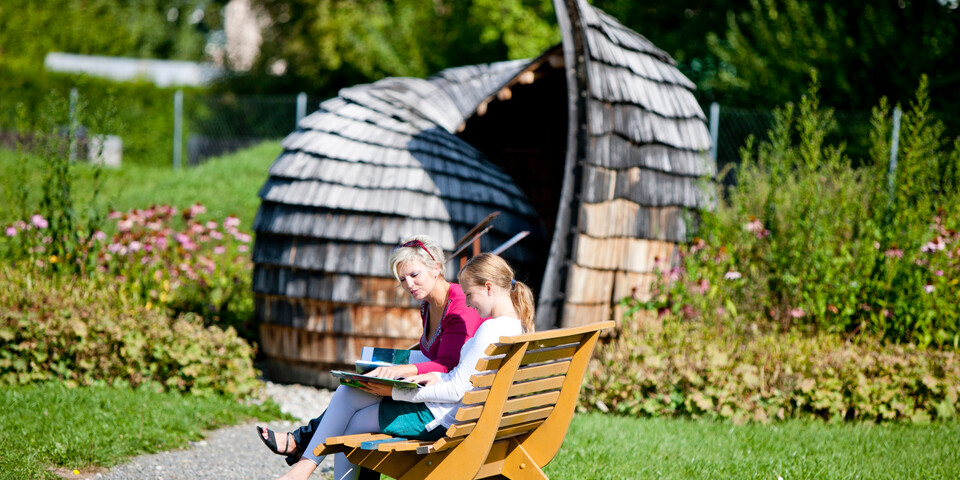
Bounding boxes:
[333,346,430,390]
[354,346,429,374]
[330,370,423,390]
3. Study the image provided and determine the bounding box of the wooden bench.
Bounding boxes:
[315,320,615,479]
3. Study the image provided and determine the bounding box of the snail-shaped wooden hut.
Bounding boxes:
[253,0,714,386]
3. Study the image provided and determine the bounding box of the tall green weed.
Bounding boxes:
[644,76,960,348]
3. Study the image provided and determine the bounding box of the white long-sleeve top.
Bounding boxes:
[391,316,522,431]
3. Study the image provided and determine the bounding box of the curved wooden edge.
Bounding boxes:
[494,320,615,345]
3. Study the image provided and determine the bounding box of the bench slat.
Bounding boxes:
[491,321,615,345]
[476,344,578,371]
[484,332,586,355]
[462,375,565,405]
[416,436,464,454]
[456,390,560,421]
[446,405,554,438]
[470,360,571,388]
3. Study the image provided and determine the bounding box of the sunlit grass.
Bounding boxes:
[545,412,960,479]
[0,141,280,230]
[0,383,288,480]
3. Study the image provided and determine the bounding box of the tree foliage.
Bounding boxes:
[705,0,960,111]
[244,0,558,95]
[0,0,222,62]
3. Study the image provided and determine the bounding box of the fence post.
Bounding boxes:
[296,92,307,128]
[887,106,902,197]
[173,89,183,170]
[69,87,79,161]
[709,102,720,165]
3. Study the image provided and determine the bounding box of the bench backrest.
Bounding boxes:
[421,321,615,465]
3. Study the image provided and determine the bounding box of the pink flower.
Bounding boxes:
[5,226,16,237]
[924,284,935,294]
[233,232,252,243]
[184,203,206,219]
[884,249,904,259]
[155,236,169,250]
[745,217,764,233]
[189,223,205,235]
[724,271,742,280]
[874,241,881,250]
[696,278,710,294]
[921,237,946,253]
[206,220,218,230]
[92,230,107,241]
[224,216,241,228]
[213,245,226,255]
[690,237,707,254]
[789,308,805,318]
[107,210,123,219]
[174,233,191,245]
[117,219,134,232]
[31,214,48,229]
[128,241,142,252]
[210,230,224,240]
[238,245,249,253]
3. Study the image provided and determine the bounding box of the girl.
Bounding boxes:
[258,235,483,464]
[273,253,535,480]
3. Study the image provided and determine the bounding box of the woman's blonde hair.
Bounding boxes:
[389,234,446,281]
[458,253,535,333]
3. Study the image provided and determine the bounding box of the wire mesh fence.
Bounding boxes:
[0,87,926,174]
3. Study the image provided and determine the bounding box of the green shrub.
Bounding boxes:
[646,76,960,347]
[582,315,960,423]
[0,262,260,397]
[0,59,194,167]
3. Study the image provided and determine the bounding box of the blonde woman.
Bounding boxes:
[273,253,534,480]
[258,235,482,464]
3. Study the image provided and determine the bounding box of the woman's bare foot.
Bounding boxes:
[274,458,318,480]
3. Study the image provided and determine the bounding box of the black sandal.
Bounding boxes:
[256,425,296,456]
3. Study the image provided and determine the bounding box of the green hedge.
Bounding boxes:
[0,262,260,398]
[0,58,197,167]
[582,315,960,423]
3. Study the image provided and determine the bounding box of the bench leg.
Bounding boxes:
[498,439,548,480]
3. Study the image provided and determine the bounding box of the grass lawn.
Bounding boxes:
[0,141,281,230]
[547,412,960,479]
[0,383,288,480]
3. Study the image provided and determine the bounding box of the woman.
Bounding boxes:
[257,234,483,464]
[274,253,535,480]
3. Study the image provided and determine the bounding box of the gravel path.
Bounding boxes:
[77,382,336,480]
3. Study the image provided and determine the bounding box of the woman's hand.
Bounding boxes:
[405,372,441,387]
[358,381,394,398]
[366,364,418,380]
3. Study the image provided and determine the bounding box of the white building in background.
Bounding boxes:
[44,0,269,86]
[43,52,224,87]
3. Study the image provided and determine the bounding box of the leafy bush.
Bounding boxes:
[644,76,960,347]
[582,316,960,424]
[0,263,260,397]
[2,204,256,340]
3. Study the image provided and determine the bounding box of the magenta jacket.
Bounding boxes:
[415,283,483,374]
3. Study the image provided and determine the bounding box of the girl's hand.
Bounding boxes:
[358,381,394,398]
[405,372,441,387]
[367,364,417,379]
